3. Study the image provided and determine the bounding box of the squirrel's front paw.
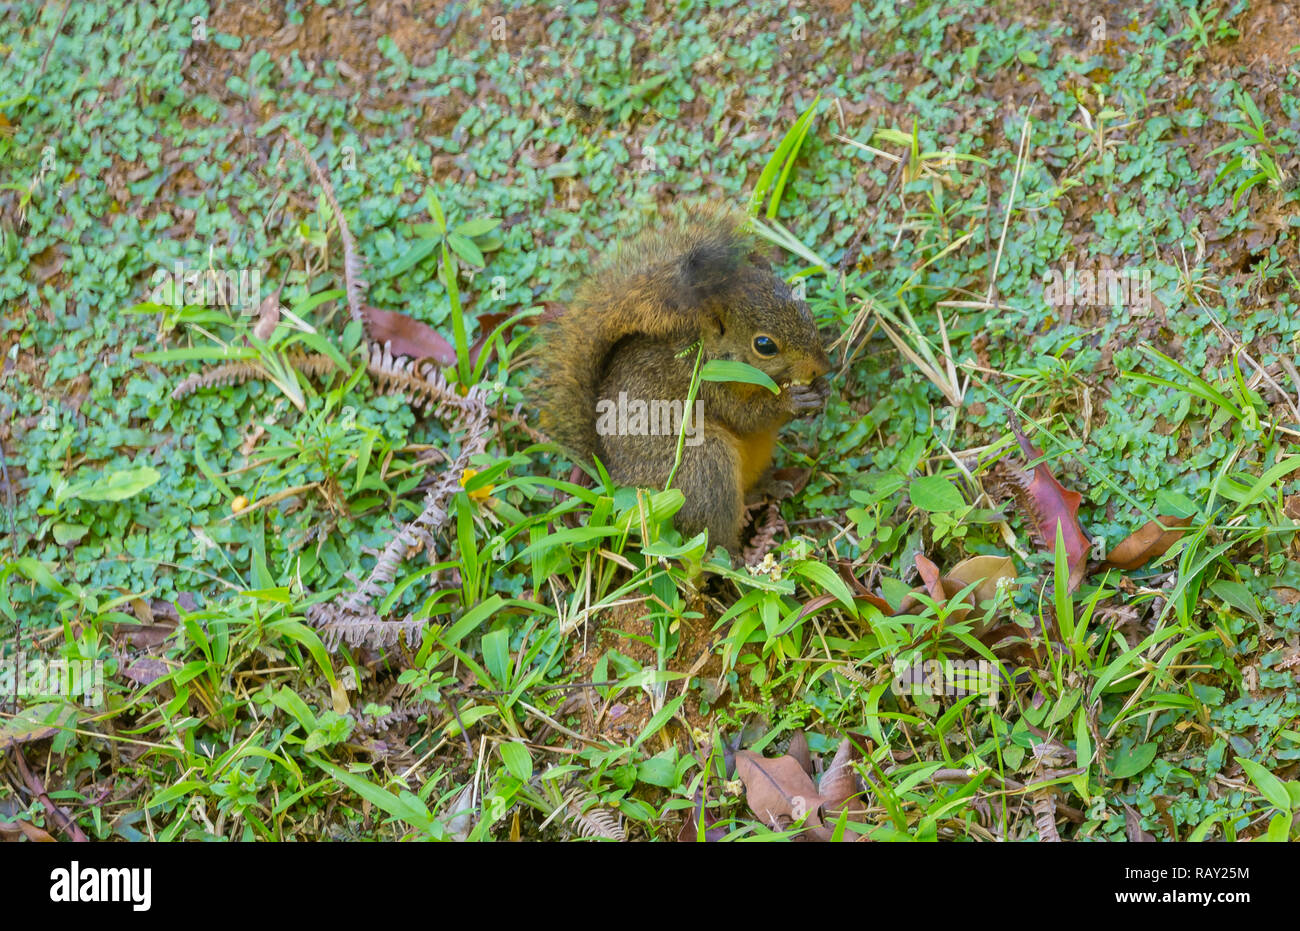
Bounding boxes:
[782,377,830,416]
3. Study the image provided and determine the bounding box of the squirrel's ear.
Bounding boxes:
[676,232,745,302]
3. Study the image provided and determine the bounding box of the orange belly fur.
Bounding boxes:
[734,426,779,492]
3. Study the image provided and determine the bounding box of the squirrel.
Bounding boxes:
[537,205,832,554]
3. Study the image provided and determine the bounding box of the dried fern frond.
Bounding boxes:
[283,129,368,325]
[1032,790,1061,842]
[562,788,626,842]
[742,501,787,566]
[171,361,267,401]
[366,342,468,413]
[354,699,438,735]
[170,352,338,401]
[306,376,491,649]
[307,603,428,651]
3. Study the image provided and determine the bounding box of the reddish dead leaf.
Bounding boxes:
[800,588,891,621]
[799,593,839,619]
[735,735,871,841]
[836,560,870,595]
[858,591,894,614]
[944,554,1017,634]
[536,301,566,324]
[1285,495,1300,521]
[1006,415,1091,590]
[915,553,945,602]
[363,305,456,365]
[896,553,975,620]
[1103,516,1192,570]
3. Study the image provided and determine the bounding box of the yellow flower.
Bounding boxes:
[459,469,494,501]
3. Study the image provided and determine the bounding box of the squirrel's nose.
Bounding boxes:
[806,347,831,381]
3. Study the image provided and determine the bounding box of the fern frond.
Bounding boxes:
[562,788,626,841]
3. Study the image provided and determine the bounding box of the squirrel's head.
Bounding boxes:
[716,269,832,390]
[676,232,831,390]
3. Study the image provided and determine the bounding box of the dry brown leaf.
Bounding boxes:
[16,820,56,843]
[947,555,1017,606]
[363,305,456,365]
[735,748,831,841]
[1103,515,1192,570]
[468,310,530,368]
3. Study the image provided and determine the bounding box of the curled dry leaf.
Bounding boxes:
[1103,515,1192,570]
[819,738,868,822]
[787,729,813,778]
[915,553,945,602]
[1005,415,1091,590]
[252,285,283,341]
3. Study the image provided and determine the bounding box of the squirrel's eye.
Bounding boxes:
[753,335,778,357]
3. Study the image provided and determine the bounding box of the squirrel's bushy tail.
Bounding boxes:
[537,204,757,462]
